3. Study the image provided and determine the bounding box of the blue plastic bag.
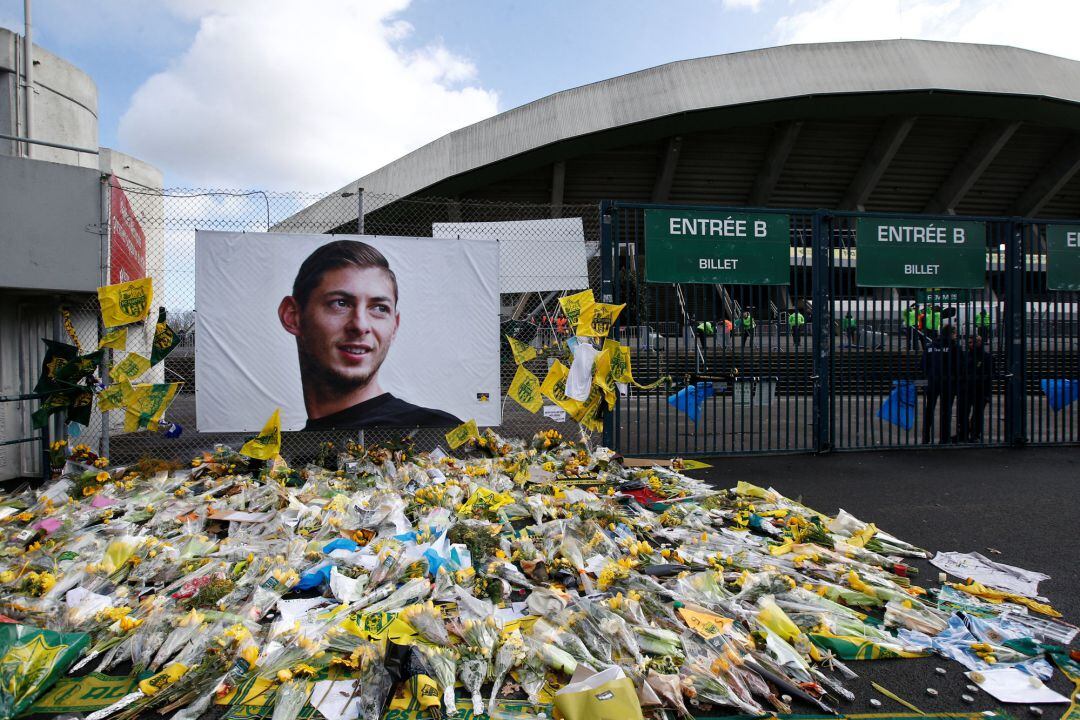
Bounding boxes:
[877,380,916,429]
[666,382,715,423]
[1040,379,1079,411]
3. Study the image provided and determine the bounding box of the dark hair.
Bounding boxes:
[291,240,398,308]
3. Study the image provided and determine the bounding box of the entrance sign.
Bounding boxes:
[855,217,985,288]
[1046,225,1080,291]
[644,209,789,285]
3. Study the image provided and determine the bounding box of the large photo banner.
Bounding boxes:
[196,231,501,432]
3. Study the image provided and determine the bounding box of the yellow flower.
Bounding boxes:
[119,615,143,632]
[0,570,15,583]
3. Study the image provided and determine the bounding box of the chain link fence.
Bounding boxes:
[61,185,601,465]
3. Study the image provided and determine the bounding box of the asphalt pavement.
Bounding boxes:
[680,445,1080,717]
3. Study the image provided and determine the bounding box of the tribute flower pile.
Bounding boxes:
[0,433,1074,720]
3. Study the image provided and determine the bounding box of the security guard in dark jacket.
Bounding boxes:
[921,324,960,444]
[958,334,994,442]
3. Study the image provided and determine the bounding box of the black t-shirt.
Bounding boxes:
[303,393,462,430]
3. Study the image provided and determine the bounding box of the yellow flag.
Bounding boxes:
[604,340,633,383]
[98,327,128,351]
[507,365,543,413]
[240,408,282,460]
[591,347,616,407]
[98,277,153,328]
[558,289,595,329]
[445,419,479,449]
[111,352,151,383]
[540,361,591,422]
[97,381,132,411]
[579,393,605,432]
[678,605,734,640]
[576,301,625,337]
[121,382,180,432]
[505,335,537,365]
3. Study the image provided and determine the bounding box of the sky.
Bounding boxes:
[1,0,1077,192]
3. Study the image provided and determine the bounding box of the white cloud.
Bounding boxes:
[773,0,1080,62]
[723,0,764,10]
[118,0,499,191]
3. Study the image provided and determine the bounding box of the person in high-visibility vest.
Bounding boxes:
[902,302,919,350]
[925,305,942,341]
[842,311,857,346]
[974,309,992,342]
[790,309,807,349]
[694,319,715,345]
[738,311,756,349]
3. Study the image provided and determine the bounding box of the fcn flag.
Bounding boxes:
[98,278,153,328]
[150,308,180,365]
[444,419,479,450]
[240,408,281,460]
[508,366,543,413]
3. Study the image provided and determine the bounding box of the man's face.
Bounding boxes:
[283,265,400,392]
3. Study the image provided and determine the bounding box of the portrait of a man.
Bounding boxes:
[277,240,462,429]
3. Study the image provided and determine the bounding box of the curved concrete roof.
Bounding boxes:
[292,39,1080,223]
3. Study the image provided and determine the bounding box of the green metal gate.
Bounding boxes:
[601,202,1079,456]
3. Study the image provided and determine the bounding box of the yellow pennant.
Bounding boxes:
[558,289,595,329]
[540,361,598,424]
[97,381,132,412]
[677,605,734,640]
[508,365,543,413]
[591,347,616,407]
[603,339,633,383]
[505,335,537,365]
[111,352,151,383]
[576,301,625,338]
[240,408,282,460]
[445,419,479,450]
[121,382,181,432]
[97,327,128,351]
[97,277,153,328]
[579,392,605,432]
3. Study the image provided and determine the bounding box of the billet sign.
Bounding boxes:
[644,209,789,285]
[1046,225,1080,291]
[855,217,985,288]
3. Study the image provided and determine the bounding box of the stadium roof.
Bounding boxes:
[291,39,1080,228]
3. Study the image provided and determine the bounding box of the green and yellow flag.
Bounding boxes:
[97,382,133,412]
[558,289,594,330]
[97,327,128,351]
[505,335,537,365]
[591,347,616,407]
[445,419,479,450]
[508,365,543,413]
[31,388,93,430]
[111,353,151,383]
[576,301,625,338]
[0,624,91,719]
[98,277,153,328]
[150,308,180,365]
[32,340,79,394]
[540,361,593,423]
[808,627,928,660]
[121,382,181,433]
[240,408,281,460]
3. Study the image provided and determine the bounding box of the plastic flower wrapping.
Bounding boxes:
[0,432,1074,720]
